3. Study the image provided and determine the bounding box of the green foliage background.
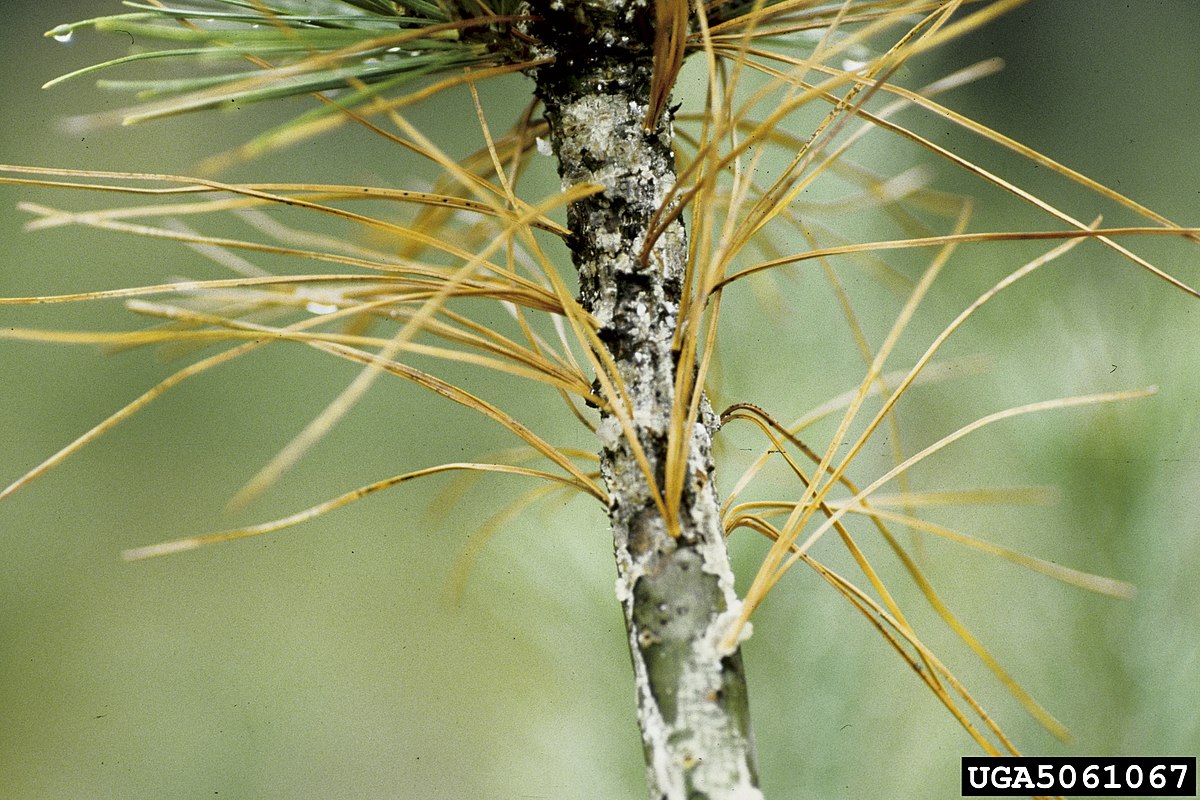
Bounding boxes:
[1,1,1197,797]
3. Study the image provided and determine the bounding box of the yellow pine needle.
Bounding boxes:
[781,387,1158,586]
[723,400,1075,732]
[457,87,603,437]
[0,169,569,237]
[9,202,564,312]
[464,75,518,208]
[0,267,555,314]
[501,297,599,432]
[727,382,1154,652]
[780,55,1192,240]
[722,407,918,634]
[0,327,267,347]
[392,308,595,395]
[739,203,970,633]
[647,0,689,130]
[793,221,1101,542]
[654,0,967,261]
[0,342,256,503]
[444,480,576,604]
[852,105,1200,299]
[729,3,953,251]
[864,487,1060,508]
[294,90,519,212]
[705,44,1200,299]
[302,337,605,502]
[771,211,925,531]
[3,167,534,273]
[868,79,1197,240]
[671,118,919,290]
[358,87,518,225]
[719,357,991,515]
[740,376,1142,699]
[228,182,601,510]
[404,112,549,262]
[426,446,598,522]
[807,550,1023,757]
[732,513,1018,756]
[716,225,1200,289]
[125,300,597,399]
[0,295,411,502]
[834,503,1136,599]
[721,219,1097,583]
[122,463,590,561]
[703,0,981,39]
[733,493,1071,742]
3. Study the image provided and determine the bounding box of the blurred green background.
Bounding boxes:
[1,2,1197,798]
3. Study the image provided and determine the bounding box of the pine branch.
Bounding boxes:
[528,2,760,797]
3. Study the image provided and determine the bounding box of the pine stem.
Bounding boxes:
[528,2,761,796]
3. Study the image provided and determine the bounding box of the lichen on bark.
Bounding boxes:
[526,1,761,796]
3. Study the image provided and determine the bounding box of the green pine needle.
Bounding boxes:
[45,0,528,126]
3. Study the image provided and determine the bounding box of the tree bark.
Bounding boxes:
[527,3,762,797]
